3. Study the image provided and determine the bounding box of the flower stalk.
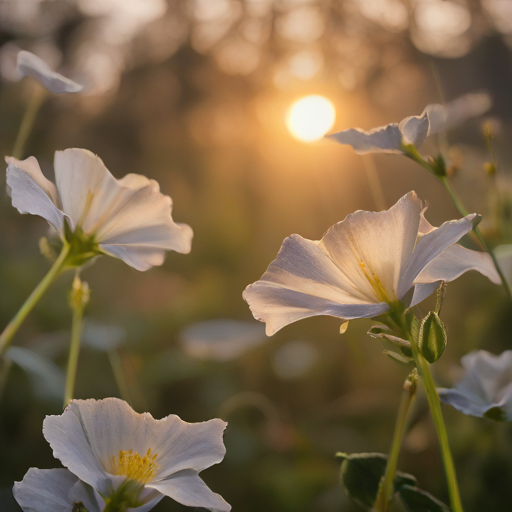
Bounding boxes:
[374,369,418,512]
[0,243,71,357]
[64,274,90,407]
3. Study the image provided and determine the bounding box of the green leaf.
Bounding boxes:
[419,312,447,364]
[337,452,416,508]
[398,484,450,511]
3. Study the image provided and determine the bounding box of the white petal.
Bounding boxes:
[409,281,440,308]
[54,148,193,269]
[17,51,83,94]
[44,398,227,493]
[13,468,78,512]
[415,244,501,285]
[244,281,389,335]
[5,157,65,232]
[398,213,480,298]
[43,401,111,493]
[398,112,429,147]
[321,191,424,301]
[439,350,512,420]
[69,481,104,512]
[327,123,403,154]
[149,469,230,512]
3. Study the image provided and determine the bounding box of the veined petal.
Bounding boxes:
[326,123,403,154]
[13,468,102,512]
[17,51,83,94]
[398,112,429,147]
[44,399,227,493]
[414,244,501,285]
[410,281,440,308]
[243,281,389,335]
[6,158,65,232]
[69,481,105,512]
[54,149,193,268]
[438,350,512,420]
[398,213,480,298]
[149,469,230,512]
[321,191,424,302]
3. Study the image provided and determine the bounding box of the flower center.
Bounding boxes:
[112,448,159,484]
[359,260,393,304]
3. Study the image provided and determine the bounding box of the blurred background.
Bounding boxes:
[1,0,512,510]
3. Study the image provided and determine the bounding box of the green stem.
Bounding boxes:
[12,82,46,159]
[0,244,71,357]
[405,146,512,300]
[63,300,84,408]
[411,345,464,512]
[108,349,131,404]
[375,373,417,512]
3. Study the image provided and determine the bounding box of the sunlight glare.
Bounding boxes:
[286,95,336,142]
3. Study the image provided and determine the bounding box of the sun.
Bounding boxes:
[286,95,336,142]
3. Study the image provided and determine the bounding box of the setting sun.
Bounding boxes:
[286,95,336,142]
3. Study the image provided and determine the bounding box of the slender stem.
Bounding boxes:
[411,345,464,512]
[108,349,131,404]
[375,373,417,512]
[12,83,46,159]
[405,146,512,300]
[63,302,84,408]
[361,154,387,211]
[63,274,89,407]
[0,244,71,357]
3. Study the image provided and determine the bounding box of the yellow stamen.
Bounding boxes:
[359,260,393,304]
[112,448,159,484]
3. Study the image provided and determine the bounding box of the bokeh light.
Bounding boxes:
[286,95,336,142]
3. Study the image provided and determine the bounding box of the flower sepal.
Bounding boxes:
[62,222,103,269]
[102,479,144,512]
[367,325,413,364]
[427,154,447,177]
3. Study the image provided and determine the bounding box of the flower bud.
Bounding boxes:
[419,311,447,364]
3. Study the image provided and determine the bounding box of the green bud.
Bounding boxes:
[484,162,496,176]
[69,275,90,312]
[419,312,447,364]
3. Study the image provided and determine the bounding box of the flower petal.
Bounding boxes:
[69,481,104,512]
[438,350,512,420]
[321,191,424,301]
[398,213,480,298]
[44,398,227,493]
[5,157,65,232]
[13,468,79,512]
[398,112,429,147]
[17,51,83,94]
[326,123,403,154]
[149,469,230,512]
[415,244,500,285]
[409,281,440,308]
[54,149,193,269]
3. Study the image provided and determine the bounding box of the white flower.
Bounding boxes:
[327,92,491,154]
[13,468,104,512]
[179,319,266,362]
[43,398,231,512]
[243,191,500,335]
[15,51,83,94]
[438,350,512,421]
[6,148,193,271]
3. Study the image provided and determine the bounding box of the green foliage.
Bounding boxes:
[398,484,450,512]
[336,452,416,508]
[419,312,447,364]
